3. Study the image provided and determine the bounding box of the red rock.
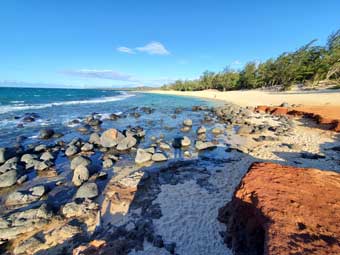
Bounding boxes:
[255,106,270,113]
[218,162,340,255]
[255,105,340,132]
[270,107,289,115]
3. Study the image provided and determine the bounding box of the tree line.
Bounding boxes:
[161,29,340,91]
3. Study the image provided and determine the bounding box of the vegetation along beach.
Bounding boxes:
[1,1,340,255]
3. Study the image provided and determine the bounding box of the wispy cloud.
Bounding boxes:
[62,69,137,82]
[136,41,170,55]
[117,41,170,56]
[61,68,176,87]
[116,46,135,54]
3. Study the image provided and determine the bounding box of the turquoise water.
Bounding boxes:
[0,87,218,146]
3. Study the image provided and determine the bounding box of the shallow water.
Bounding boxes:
[0,87,220,147]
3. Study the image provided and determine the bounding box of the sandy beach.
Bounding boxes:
[144,88,340,107]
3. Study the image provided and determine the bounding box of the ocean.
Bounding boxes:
[0,87,217,147]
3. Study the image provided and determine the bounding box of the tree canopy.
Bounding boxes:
[162,29,340,91]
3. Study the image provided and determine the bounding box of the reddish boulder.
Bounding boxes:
[218,162,340,255]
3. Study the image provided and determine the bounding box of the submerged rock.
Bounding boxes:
[39,128,55,139]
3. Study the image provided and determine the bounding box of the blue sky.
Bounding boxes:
[0,0,339,88]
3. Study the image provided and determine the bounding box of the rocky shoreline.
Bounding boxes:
[0,100,340,254]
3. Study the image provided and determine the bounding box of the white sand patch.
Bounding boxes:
[153,180,232,255]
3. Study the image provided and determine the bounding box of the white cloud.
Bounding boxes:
[136,41,170,55]
[62,69,138,82]
[117,46,135,54]
[232,60,241,65]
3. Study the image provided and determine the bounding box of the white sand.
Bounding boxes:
[143,88,340,107]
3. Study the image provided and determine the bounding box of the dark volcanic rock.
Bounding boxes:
[39,128,55,139]
[218,162,340,255]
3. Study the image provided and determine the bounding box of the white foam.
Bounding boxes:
[0,93,135,114]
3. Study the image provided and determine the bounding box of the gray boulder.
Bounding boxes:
[39,128,54,139]
[152,153,168,162]
[75,182,98,199]
[89,133,100,145]
[0,204,52,240]
[35,160,53,171]
[135,149,152,164]
[6,185,46,206]
[116,136,137,151]
[195,141,216,151]
[21,154,37,165]
[0,148,16,164]
[34,144,47,152]
[70,156,91,170]
[72,165,89,186]
[196,126,206,135]
[81,143,94,152]
[181,136,191,147]
[65,145,79,157]
[103,158,113,169]
[40,151,54,161]
[183,119,193,127]
[212,127,224,135]
[100,128,125,148]
[0,170,18,188]
[0,157,21,174]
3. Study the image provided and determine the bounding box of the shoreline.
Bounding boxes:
[140,88,340,107]
[1,92,340,254]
